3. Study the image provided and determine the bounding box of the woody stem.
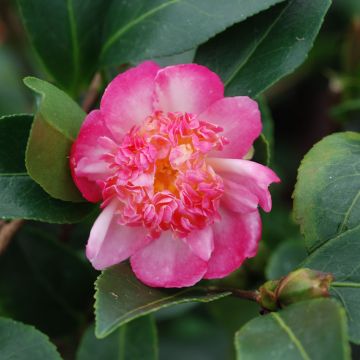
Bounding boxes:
[202,285,260,302]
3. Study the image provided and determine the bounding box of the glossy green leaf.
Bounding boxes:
[24,77,85,202]
[77,317,157,360]
[0,114,94,223]
[235,299,350,360]
[266,239,307,280]
[0,317,62,360]
[0,225,96,337]
[294,132,360,343]
[18,0,110,93]
[195,0,331,97]
[95,263,230,338]
[293,132,360,251]
[100,0,286,66]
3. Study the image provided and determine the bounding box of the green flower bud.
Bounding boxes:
[277,268,333,308]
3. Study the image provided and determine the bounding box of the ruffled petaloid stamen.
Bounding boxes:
[100,111,226,238]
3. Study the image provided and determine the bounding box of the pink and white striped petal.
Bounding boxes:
[70,110,115,202]
[130,231,208,288]
[200,97,261,159]
[101,61,160,140]
[154,64,224,114]
[86,200,149,270]
[208,158,280,212]
[205,207,261,279]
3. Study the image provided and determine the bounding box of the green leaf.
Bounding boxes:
[266,239,307,280]
[195,0,331,97]
[18,0,110,93]
[0,224,96,337]
[235,299,350,360]
[24,77,85,202]
[77,317,157,360]
[95,263,230,338]
[0,114,94,223]
[0,317,62,360]
[293,132,360,251]
[100,0,286,66]
[294,132,360,343]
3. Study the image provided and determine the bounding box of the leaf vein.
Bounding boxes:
[271,313,311,360]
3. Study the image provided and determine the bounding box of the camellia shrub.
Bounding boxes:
[0,0,359,359]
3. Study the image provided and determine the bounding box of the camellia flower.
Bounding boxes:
[70,62,280,288]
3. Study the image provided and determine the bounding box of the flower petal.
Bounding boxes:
[208,158,280,212]
[101,61,160,140]
[130,231,207,288]
[183,226,214,261]
[154,64,224,114]
[204,207,261,279]
[200,97,261,159]
[86,200,149,270]
[70,110,115,202]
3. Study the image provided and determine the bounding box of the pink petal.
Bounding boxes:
[208,158,280,212]
[204,207,261,279]
[183,226,214,261]
[86,200,149,270]
[101,61,160,140]
[200,97,261,159]
[154,64,224,114]
[70,110,115,202]
[130,231,207,288]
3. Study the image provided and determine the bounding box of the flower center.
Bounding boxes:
[154,158,179,195]
[102,111,227,238]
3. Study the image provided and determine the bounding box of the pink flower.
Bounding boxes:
[70,62,280,288]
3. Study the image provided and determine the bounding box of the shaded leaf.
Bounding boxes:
[18,0,110,93]
[235,299,350,360]
[24,77,85,202]
[294,132,360,343]
[95,263,229,338]
[0,224,96,337]
[0,317,62,360]
[0,114,94,223]
[266,239,307,280]
[100,0,286,66]
[195,0,331,97]
[77,317,157,360]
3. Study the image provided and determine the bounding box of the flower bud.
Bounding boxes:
[277,268,333,308]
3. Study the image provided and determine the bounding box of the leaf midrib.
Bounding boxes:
[224,1,289,88]
[271,312,311,360]
[66,0,80,93]
[101,0,182,57]
[96,286,228,337]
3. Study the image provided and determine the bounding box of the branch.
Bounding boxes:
[203,285,259,302]
[0,219,24,254]
[81,73,102,113]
